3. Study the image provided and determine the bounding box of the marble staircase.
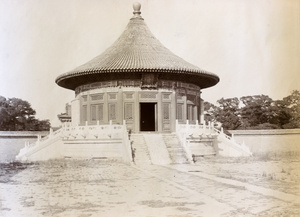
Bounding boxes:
[162,134,190,164]
[130,134,152,164]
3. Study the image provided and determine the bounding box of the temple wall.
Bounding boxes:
[74,80,202,133]
[71,98,80,126]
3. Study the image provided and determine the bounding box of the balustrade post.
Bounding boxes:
[109,120,113,136]
[36,134,41,146]
[49,128,53,138]
[85,121,88,126]
[97,120,99,125]
[186,120,189,136]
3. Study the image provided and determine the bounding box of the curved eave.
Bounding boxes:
[56,13,220,91]
[55,68,219,90]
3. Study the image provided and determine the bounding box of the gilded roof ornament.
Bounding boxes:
[132,2,143,20]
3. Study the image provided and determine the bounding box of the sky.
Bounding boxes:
[0,0,299,126]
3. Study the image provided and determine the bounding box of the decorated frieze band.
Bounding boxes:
[75,79,201,95]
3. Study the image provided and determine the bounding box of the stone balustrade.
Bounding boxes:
[175,120,252,157]
[16,121,133,162]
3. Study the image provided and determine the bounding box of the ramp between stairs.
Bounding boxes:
[143,134,171,165]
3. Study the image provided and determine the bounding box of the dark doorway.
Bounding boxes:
[140,103,156,131]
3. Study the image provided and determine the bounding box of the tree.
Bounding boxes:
[204,91,300,130]
[281,90,300,128]
[215,97,241,130]
[240,95,275,128]
[203,101,218,123]
[0,96,51,131]
[269,99,291,128]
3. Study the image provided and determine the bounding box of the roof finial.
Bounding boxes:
[132,2,141,18]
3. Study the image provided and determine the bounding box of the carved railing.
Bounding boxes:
[61,121,123,140]
[213,127,252,156]
[16,121,133,161]
[175,120,252,157]
[122,121,133,163]
[175,120,215,162]
[16,128,63,161]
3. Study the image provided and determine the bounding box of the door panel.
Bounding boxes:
[140,103,156,131]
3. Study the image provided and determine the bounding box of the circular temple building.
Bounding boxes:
[56,3,219,133]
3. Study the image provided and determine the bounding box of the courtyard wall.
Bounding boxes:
[0,131,49,162]
[229,129,300,156]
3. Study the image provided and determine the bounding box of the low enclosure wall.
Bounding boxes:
[229,129,300,156]
[0,131,49,162]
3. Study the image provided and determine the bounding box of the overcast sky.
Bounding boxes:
[1,0,299,126]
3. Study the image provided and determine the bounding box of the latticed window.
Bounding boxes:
[124,103,133,120]
[82,96,87,102]
[109,93,117,100]
[123,80,134,86]
[91,105,97,121]
[187,94,196,104]
[177,103,184,120]
[82,105,87,122]
[176,93,184,100]
[163,103,170,120]
[91,94,103,101]
[187,105,193,121]
[125,93,133,99]
[163,93,171,100]
[109,104,116,120]
[98,104,103,121]
[187,105,197,121]
[140,92,156,99]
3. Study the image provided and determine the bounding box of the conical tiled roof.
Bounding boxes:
[56,3,219,90]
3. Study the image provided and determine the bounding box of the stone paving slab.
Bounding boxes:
[137,165,298,216]
[0,160,299,217]
[168,164,300,203]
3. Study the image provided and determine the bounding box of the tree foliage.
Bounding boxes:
[215,97,241,130]
[0,96,51,131]
[280,90,300,128]
[204,90,300,130]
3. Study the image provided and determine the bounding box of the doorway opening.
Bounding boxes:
[140,103,156,131]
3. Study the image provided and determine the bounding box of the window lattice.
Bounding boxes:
[163,103,170,120]
[91,94,103,101]
[187,90,197,95]
[109,93,117,100]
[177,104,183,120]
[187,95,196,104]
[163,94,171,100]
[177,94,183,100]
[125,103,133,120]
[91,105,97,121]
[123,80,135,86]
[125,93,133,99]
[109,104,116,120]
[82,105,87,122]
[98,104,103,121]
[187,105,194,121]
[140,92,156,99]
[82,96,87,102]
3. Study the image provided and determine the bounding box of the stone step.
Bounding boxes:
[162,134,189,164]
[130,134,152,164]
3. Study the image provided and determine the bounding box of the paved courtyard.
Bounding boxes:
[0,158,299,217]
